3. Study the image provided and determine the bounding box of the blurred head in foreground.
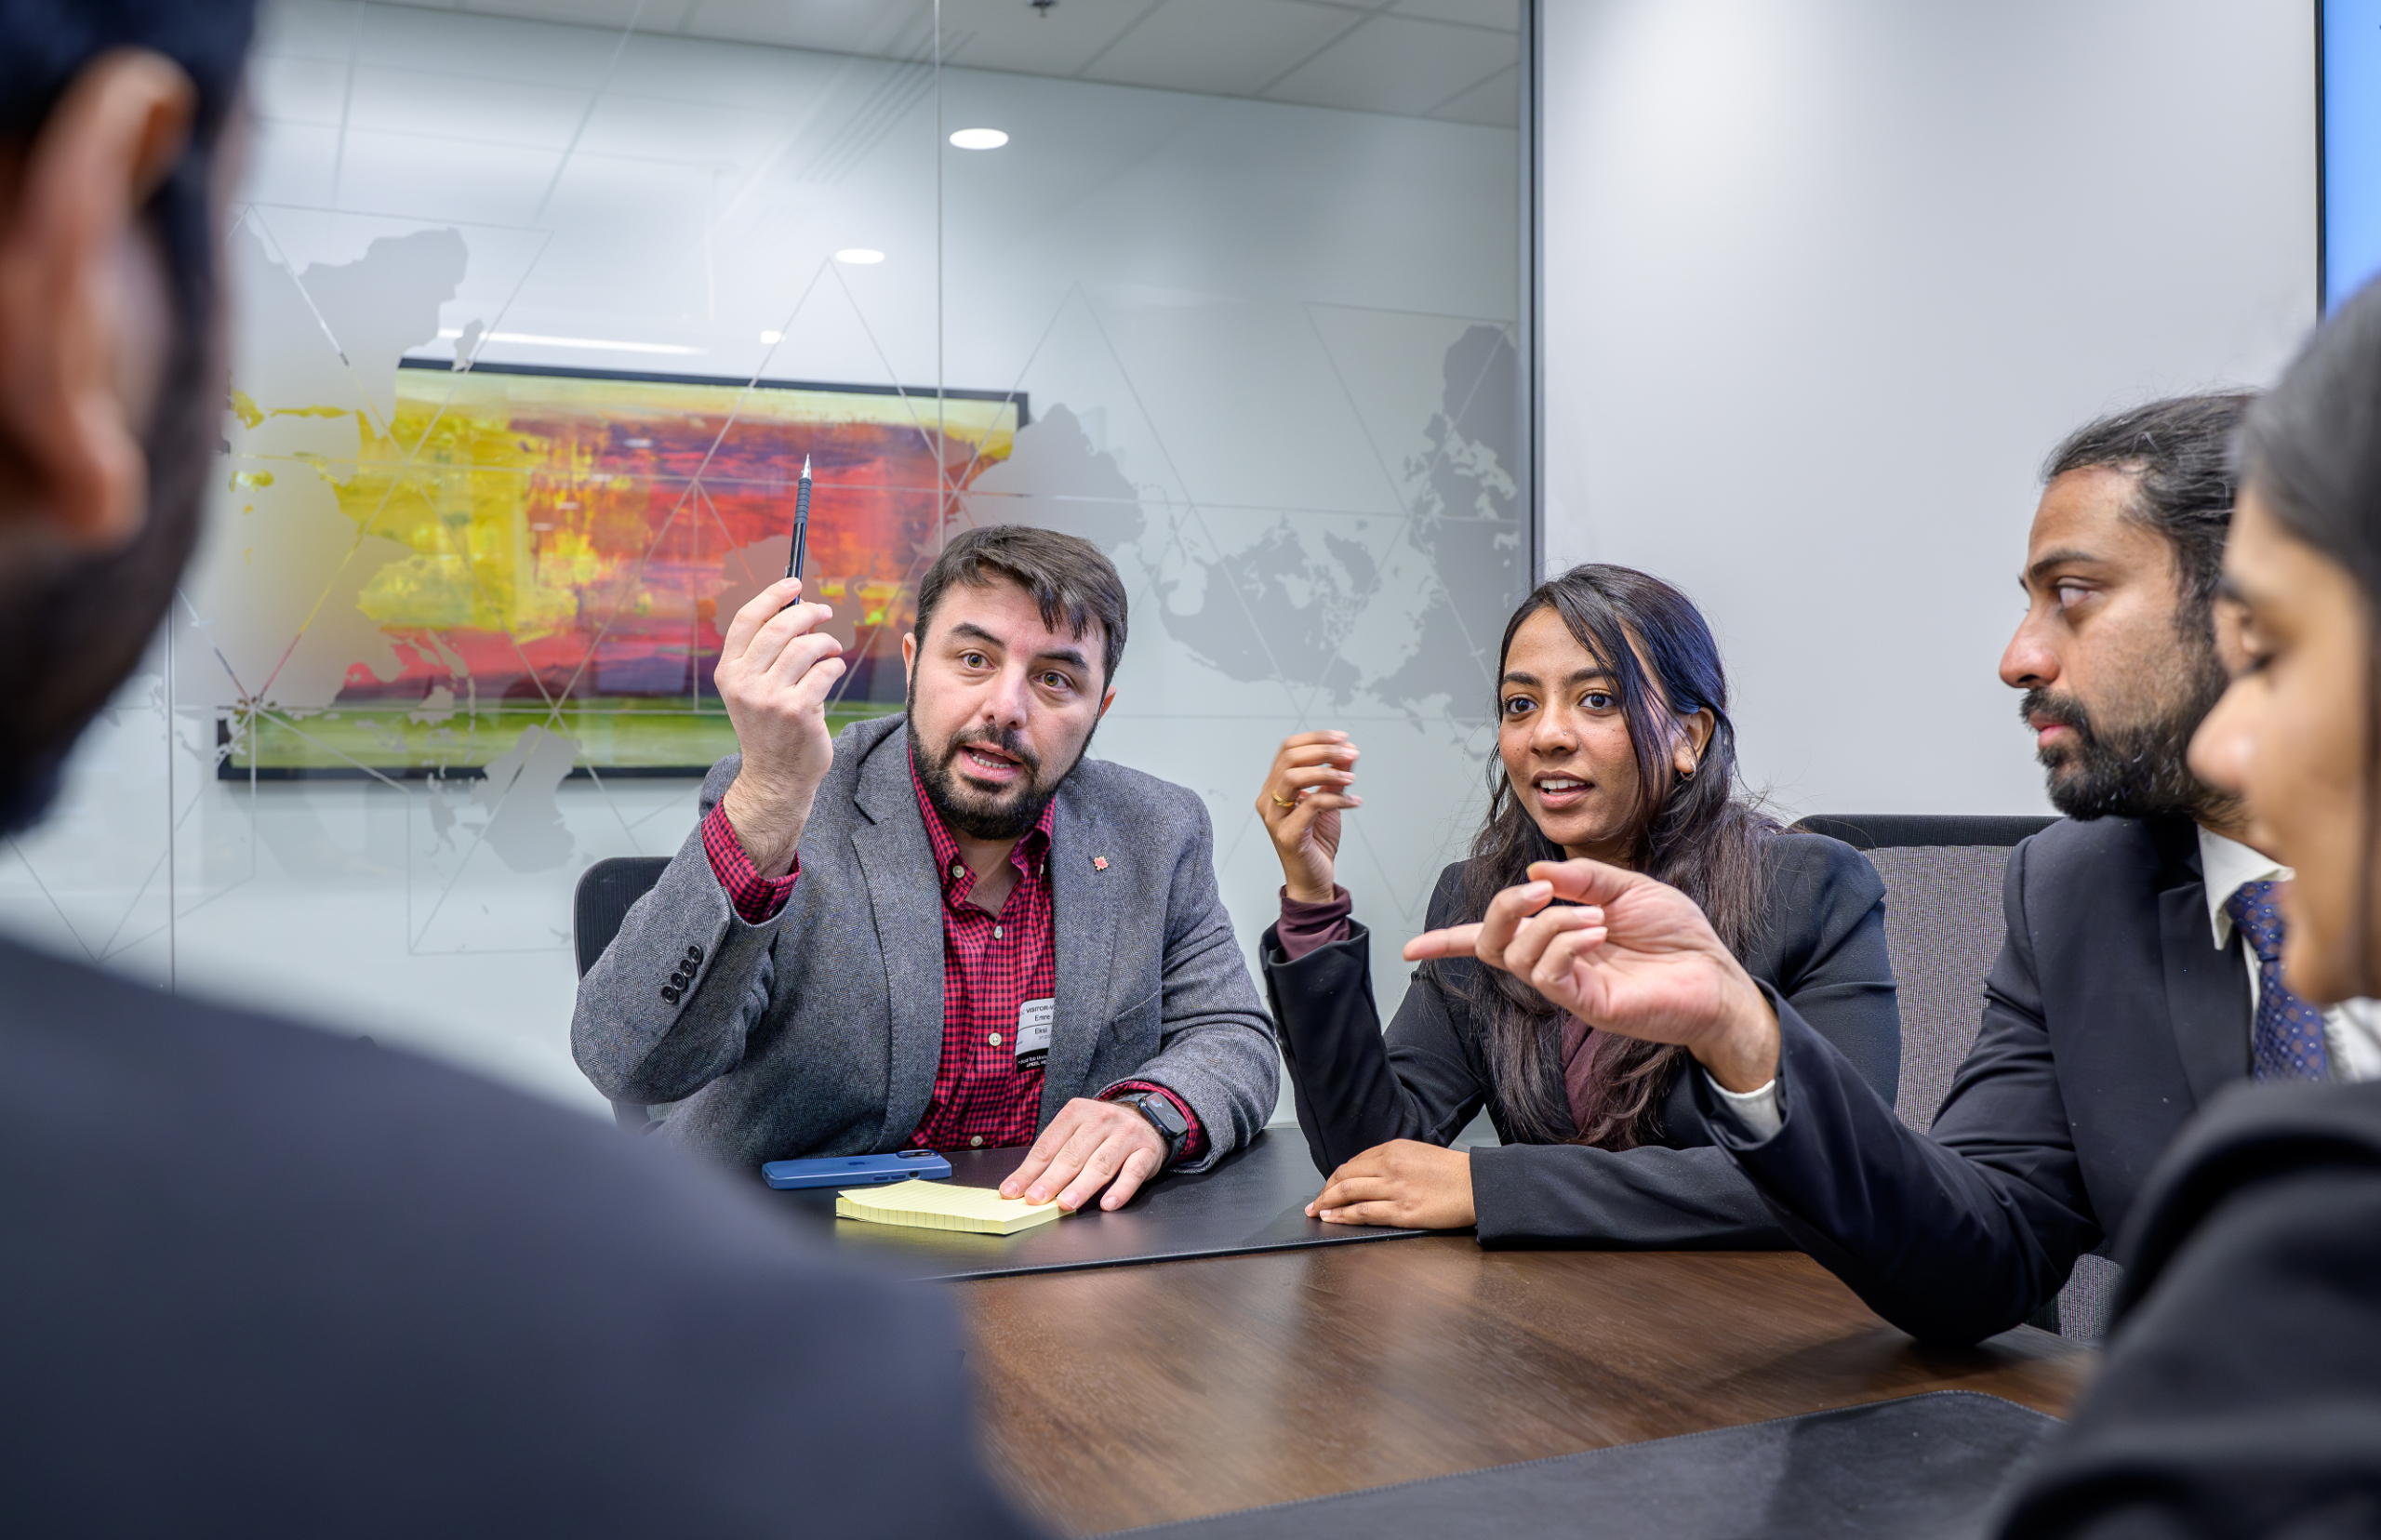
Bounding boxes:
[0,0,255,834]
[2193,278,2381,1005]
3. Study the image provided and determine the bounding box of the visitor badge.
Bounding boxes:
[1015,998,1055,1069]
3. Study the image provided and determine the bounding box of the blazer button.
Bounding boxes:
[685,944,703,962]
[660,986,681,1004]
[670,970,689,988]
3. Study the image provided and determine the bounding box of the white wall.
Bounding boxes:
[1540,0,2317,816]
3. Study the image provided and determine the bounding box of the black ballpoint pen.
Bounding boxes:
[784,453,813,582]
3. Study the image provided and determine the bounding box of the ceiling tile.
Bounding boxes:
[344,64,594,150]
[1390,0,1518,31]
[672,0,934,58]
[1081,0,1356,98]
[456,0,676,29]
[1264,14,1517,116]
[357,0,1517,121]
[1429,61,1517,126]
[248,55,353,127]
[933,0,1163,78]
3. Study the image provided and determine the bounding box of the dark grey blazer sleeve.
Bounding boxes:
[1700,832,2103,1346]
[1262,837,1901,1250]
[570,756,778,1107]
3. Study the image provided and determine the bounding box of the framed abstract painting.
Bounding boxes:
[220,361,1024,777]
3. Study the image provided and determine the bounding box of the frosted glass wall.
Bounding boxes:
[0,0,1526,1113]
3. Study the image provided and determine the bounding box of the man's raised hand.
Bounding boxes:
[1403,858,1783,1092]
[714,577,845,878]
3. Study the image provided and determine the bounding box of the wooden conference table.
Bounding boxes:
[957,1228,2094,1537]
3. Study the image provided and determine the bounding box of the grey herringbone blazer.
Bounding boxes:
[571,714,1278,1173]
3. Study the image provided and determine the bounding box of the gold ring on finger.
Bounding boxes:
[1270,793,1297,809]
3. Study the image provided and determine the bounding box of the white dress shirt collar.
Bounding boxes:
[2198,825,2290,951]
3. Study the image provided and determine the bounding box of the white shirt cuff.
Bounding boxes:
[1703,1070,1783,1140]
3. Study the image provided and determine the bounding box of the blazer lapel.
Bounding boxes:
[2157,870,2252,1109]
[1043,780,1124,1122]
[849,724,947,1148]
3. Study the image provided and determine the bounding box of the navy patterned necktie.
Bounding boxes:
[2224,880,2332,1082]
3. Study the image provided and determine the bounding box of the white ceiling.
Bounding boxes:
[369,0,1523,126]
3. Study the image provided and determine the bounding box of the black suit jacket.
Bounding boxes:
[1702,815,2252,1345]
[0,937,1037,1537]
[1261,831,1901,1248]
[1997,1079,2381,1537]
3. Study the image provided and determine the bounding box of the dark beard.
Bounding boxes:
[2022,641,2238,824]
[0,263,219,836]
[907,705,1094,842]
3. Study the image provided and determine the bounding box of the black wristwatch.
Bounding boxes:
[1120,1091,1190,1165]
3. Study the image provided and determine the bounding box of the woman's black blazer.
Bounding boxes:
[1259,830,1901,1248]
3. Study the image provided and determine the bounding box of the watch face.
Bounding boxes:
[1143,1095,1187,1138]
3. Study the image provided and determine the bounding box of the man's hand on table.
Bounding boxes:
[1001,1096,1168,1212]
[1307,1139,1475,1228]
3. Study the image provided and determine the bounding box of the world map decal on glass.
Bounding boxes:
[219,360,1023,777]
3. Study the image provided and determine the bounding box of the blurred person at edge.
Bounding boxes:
[1997,275,2381,1537]
[0,3,1036,1534]
[1250,564,1900,1244]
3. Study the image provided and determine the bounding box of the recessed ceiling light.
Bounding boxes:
[835,248,885,265]
[949,127,1009,151]
[759,329,784,344]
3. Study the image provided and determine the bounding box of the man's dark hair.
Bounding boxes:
[912,524,1128,687]
[2042,392,2256,634]
[0,0,257,834]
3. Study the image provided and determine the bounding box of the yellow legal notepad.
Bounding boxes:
[834,1178,1066,1236]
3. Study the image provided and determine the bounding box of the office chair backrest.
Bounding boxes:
[574,856,672,979]
[1791,815,2057,1131]
[572,856,672,1134]
[1793,812,2122,1343]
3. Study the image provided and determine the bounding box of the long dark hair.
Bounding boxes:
[2235,280,2381,989]
[1446,564,1776,1149]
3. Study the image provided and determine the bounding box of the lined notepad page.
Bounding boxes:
[834,1179,1066,1236]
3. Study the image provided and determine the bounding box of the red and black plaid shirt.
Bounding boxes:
[699,760,1202,1160]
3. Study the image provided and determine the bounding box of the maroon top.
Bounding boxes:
[700,767,1203,1161]
[1276,885,1354,962]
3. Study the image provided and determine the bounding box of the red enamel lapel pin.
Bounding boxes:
[1093,856,1109,870]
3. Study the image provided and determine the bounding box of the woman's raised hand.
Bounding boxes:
[1403,857,1783,1092]
[1256,731,1361,903]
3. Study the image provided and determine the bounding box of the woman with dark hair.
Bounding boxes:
[1254,564,1900,1241]
[1990,280,2381,1536]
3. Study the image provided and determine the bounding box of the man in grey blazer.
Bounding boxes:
[574,525,1278,1212]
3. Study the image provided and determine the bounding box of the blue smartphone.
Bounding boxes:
[762,1148,952,1190]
